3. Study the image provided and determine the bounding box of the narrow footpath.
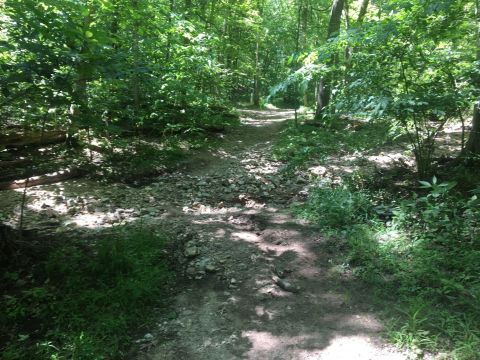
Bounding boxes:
[136,109,409,360]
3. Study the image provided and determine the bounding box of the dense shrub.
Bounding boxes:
[0,228,173,359]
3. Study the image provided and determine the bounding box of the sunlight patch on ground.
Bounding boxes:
[8,183,141,230]
[232,229,316,261]
[255,305,276,320]
[242,330,406,360]
[256,283,293,298]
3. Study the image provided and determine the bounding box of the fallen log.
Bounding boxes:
[0,159,32,168]
[0,131,66,148]
[0,168,84,190]
[86,143,107,153]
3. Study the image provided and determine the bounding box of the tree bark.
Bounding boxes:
[464,100,480,154]
[315,0,345,120]
[252,0,264,107]
[463,0,480,155]
[0,169,84,190]
[131,0,141,117]
[0,131,66,148]
[253,40,261,107]
[357,0,369,24]
[344,0,369,77]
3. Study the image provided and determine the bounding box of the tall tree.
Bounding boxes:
[252,0,264,107]
[464,0,480,155]
[315,0,344,120]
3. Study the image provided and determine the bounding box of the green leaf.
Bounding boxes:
[419,181,431,188]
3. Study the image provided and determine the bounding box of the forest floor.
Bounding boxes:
[131,108,413,360]
[1,109,428,359]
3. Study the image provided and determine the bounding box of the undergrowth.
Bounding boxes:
[273,120,392,168]
[277,120,480,359]
[0,227,173,359]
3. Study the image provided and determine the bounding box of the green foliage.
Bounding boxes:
[281,0,476,175]
[286,110,480,357]
[0,0,242,141]
[0,228,173,359]
[296,185,374,228]
[339,183,480,358]
[274,120,392,168]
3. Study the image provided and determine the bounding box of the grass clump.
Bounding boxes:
[273,120,391,168]
[295,185,375,229]
[297,179,480,358]
[283,120,480,358]
[309,181,480,359]
[0,228,173,359]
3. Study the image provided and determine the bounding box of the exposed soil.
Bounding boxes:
[0,109,412,359]
[132,109,411,360]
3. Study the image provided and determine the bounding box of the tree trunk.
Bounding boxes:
[252,0,264,107]
[0,169,84,190]
[131,0,141,117]
[68,9,93,146]
[315,0,345,120]
[464,100,480,154]
[165,0,175,61]
[463,0,480,155]
[69,62,88,146]
[344,0,369,79]
[357,0,369,24]
[253,40,260,107]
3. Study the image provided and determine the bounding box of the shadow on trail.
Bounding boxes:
[0,109,408,359]
[144,204,406,360]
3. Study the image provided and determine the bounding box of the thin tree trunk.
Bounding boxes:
[69,9,92,146]
[464,0,480,155]
[252,0,264,107]
[345,0,369,81]
[166,0,175,61]
[357,0,369,24]
[131,0,141,119]
[465,100,480,154]
[315,0,345,120]
[253,40,261,107]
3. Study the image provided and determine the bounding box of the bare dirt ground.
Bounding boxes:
[0,109,413,359]
[133,109,411,360]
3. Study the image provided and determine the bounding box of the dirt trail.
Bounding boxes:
[0,109,410,359]
[136,109,409,360]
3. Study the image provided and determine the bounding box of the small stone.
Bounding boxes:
[184,246,199,258]
[144,333,154,341]
[205,264,217,273]
[273,276,299,293]
[273,266,286,278]
[230,278,237,284]
[45,218,60,225]
[44,209,56,218]
[67,207,77,216]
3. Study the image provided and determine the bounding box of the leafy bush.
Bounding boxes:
[341,181,480,358]
[0,228,173,359]
[273,121,392,169]
[296,185,375,229]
